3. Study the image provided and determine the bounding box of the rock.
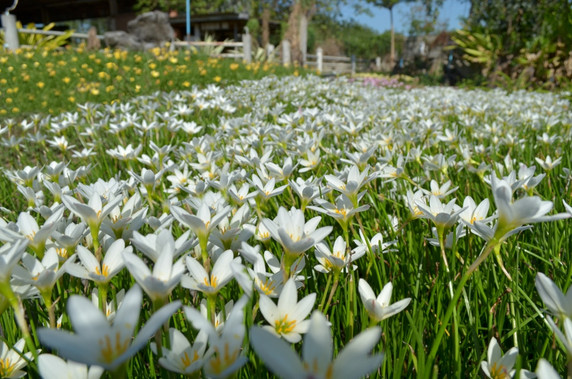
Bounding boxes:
[127,10,174,44]
[86,26,101,50]
[104,11,174,51]
[103,31,142,50]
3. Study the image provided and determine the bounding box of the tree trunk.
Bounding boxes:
[284,1,316,65]
[390,7,395,65]
[284,1,303,64]
[261,5,271,49]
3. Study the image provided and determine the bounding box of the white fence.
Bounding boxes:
[306,48,382,75]
[3,21,381,75]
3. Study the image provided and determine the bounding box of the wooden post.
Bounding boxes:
[317,47,323,73]
[351,55,356,75]
[376,56,381,71]
[242,31,252,63]
[299,14,308,65]
[282,40,291,66]
[266,43,275,61]
[1,13,19,51]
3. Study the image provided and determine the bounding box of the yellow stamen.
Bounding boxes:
[274,315,296,335]
[259,278,277,295]
[0,357,14,376]
[489,363,510,379]
[95,264,110,277]
[99,332,130,363]
[181,350,200,368]
[203,275,218,288]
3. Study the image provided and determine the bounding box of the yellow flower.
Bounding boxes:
[183,81,190,87]
[230,63,239,70]
[214,76,221,82]
[63,77,71,84]
[151,70,160,78]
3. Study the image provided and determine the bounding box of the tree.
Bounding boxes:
[366,0,400,64]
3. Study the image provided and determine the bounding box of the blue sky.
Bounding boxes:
[341,0,471,34]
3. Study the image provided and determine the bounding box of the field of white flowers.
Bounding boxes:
[0,75,571,378]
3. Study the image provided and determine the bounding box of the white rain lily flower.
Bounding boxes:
[184,296,249,378]
[66,240,129,284]
[38,354,104,379]
[309,194,370,228]
[266,157,297,181]
[416,195,465,230]
[564,200,572,215]
[259,278,316,343]
[16,207,63,256]
[421,179,458,199]
[101,193,147,240]
[52,222,87,259]
[232,258,285,299]
[324,165,372,205]
[106,144,142,161]
[0,240,29,284]
[352,230,397,256]
[535,155,562,171]
[481,337,518,379]
[299,149,321,172]
[314,236,364,273]
[459,196,492,234]
[536,359,561,379]
[490,175,570,241]
[547,316,572,358]
[171,201,231,257]
[184,249,237,295]
[228,182,258,205]
[250,175,288,201]
[150,328,208,375]
[358,279,411,322]
[405,189,426,219]
[62,194,123,250]
[0,338,33,378]
[12,248,73,293]
[427,224,466,250]
[91,288,125,321]
[37,285,181,371]
[250,311,384,379]
[535,272,572,319]
[262,207,332,258]
[289,176,324,210]
[123,247,185,301]
[130,229,194,262]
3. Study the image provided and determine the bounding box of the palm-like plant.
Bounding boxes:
[368,0,401,65]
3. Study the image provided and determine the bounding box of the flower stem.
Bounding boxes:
[425,239,498,374]
[323,273,340,315]
[319,274,333,311]
[0,282,38,362]
[41,290,56,329]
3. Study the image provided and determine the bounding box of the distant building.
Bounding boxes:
[4,0,138,31]
[3,2,278,43]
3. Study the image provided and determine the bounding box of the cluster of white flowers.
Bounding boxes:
[0,75,570,378]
